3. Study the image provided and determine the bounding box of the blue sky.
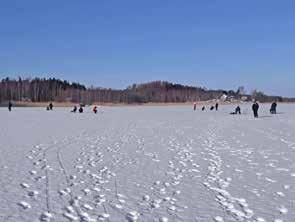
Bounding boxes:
[0,0,295,96]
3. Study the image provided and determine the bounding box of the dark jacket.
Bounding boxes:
[252,103,259,111]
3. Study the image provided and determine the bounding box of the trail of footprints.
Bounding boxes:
[137,137,201,221]
[16,122,294,221]
[17,125,195,221]
[202,130,257,221]
[202,125,292,222]
[21,143,54,220]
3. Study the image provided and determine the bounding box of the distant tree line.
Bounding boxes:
[0,77,294,104]
[0,77,86,103]
[250,90,290,103]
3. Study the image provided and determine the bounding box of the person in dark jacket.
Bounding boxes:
[270,102,277,114]
[8,101,12,112]
[210,106,215,111]
[230,106,241,115]
[71,106,77,113]
[235,106,241,114]
[252,101,259,118]
[193,102,197,111]
[79,106,83,113]
[202,106,205,111]
[49,102,53,110]
[215,103,219,111]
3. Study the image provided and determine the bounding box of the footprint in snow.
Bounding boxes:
[256,217,266,222]
[20,183,30,189]
[214,216,224,222]
[82,188,91,195]
[18,201,31,210]
[63,212,78,221]
[28,190,39,197]
[276,191,285,197]
[39,212,53,222]
[278,206,288,214]
[29,170,37,175]
[143,195,150,201]
[126,211,140,222]
[151,199,161,209]
[159,217,169,222]
[283,185,290,190]
[97,213,110,221]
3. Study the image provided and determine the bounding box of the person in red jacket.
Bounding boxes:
[93,106,98,114]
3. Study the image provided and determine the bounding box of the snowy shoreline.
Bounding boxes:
[1,101,295,108]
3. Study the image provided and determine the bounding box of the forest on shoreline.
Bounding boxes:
[0,77,294,105]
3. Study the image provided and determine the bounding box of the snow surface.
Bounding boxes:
[0,104,295,222]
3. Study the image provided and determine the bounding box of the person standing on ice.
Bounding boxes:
[215,103,219,111]
[193,102,197,111]
[8,101,12,111]
[93,106,98,114]
[270,102,277,114]
[252,101,259,118]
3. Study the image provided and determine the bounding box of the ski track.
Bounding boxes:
[1,105,295,221]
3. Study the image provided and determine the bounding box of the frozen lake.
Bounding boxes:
[1,104,295,222]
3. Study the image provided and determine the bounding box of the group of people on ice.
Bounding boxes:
[70,105,98,114]
[6,100,278,118]
[44,102,99,114]
[194,102,219,111]
[6,101,100,114]
[46,103,53,111]
[70,105,83,113]
[193,101,278,118]
[251,101,277,118]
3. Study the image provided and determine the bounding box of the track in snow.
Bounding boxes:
[0,104,295,221]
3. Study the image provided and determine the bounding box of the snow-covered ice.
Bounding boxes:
[1,104,295,221]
